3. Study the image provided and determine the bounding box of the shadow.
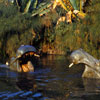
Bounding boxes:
[82,78,100,93]
[68,77,100,99]
[16,73,37,91]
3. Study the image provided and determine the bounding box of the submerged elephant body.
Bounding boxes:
[69,49,100,78]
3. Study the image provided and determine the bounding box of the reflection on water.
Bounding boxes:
[0,55,100,100]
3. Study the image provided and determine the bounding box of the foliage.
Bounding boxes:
[0,1,44,62]
[51,0,100,58]
[0,0,100,62]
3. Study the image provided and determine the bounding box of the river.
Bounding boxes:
[0,55,100,100]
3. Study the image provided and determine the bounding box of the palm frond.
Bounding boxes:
[24,0,32,14]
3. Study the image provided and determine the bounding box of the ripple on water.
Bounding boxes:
[19,91,32,97]
[3,91,24,100]
[32,93,42,97]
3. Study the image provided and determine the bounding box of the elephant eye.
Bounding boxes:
[79,56,83,61]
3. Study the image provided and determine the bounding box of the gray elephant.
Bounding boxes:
[6,45,39,72]
[69,49,100,78]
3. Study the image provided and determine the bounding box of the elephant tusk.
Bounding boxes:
[34,54,40,57]
[69,63,74,68]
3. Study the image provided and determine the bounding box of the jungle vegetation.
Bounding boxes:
[0,0,100,63]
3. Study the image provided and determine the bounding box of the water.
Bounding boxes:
[0,55,100,100]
